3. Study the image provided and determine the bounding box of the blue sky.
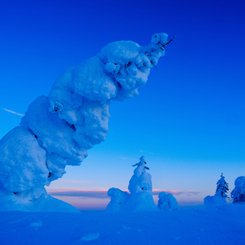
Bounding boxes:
[0,0,245,206]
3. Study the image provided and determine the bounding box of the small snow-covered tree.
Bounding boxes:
[231,176,245,203]
[126,156,156,211]
[204,173,229,206]
[215,173,229,198]
[107,156,156,212]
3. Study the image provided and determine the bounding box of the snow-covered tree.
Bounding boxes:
[231,176,245,203]
[107,156,156,212]
[158,192,178,211]
[126,156,156,211]
[128,156,152,194]
[0,33,170,211]
[204,173,229,206]
[215,173,229,198]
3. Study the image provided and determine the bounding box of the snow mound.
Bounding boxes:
[0,191,79,212]
[204,195,227,206]
[107,188,129,212]
[158,192,178,210]
[81,232,100,241]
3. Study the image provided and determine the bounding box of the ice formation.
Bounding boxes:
[107,156,157,212]
[231,176,245,203]
[158,192,178,210]
[0,33,169,211]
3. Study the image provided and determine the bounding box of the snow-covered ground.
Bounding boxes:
[1,204,245,245]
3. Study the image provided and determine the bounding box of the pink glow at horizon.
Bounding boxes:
[47,188,203,210]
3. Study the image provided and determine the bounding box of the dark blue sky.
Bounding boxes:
[0,0,245,201]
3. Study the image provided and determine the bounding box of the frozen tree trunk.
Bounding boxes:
[0,33,169,211]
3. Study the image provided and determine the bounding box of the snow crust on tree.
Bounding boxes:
[0,127,48,195]
[0,33,169,211]
[158,192,178,211]
[231,176,245,203]
[204,173,229,206]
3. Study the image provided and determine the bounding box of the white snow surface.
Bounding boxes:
[204,195,228,206]
[0,204,245,244]
[0,33,168,211]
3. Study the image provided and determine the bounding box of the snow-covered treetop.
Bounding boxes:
[132,156,149,176]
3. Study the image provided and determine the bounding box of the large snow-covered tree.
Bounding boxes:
[0,33,170,211]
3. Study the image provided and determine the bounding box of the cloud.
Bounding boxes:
[152,189,201,196]
[48,189,108,199]
[48,188,201,199]
[3,108,24,117]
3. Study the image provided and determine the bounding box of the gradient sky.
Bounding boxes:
[0,0,245,207]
